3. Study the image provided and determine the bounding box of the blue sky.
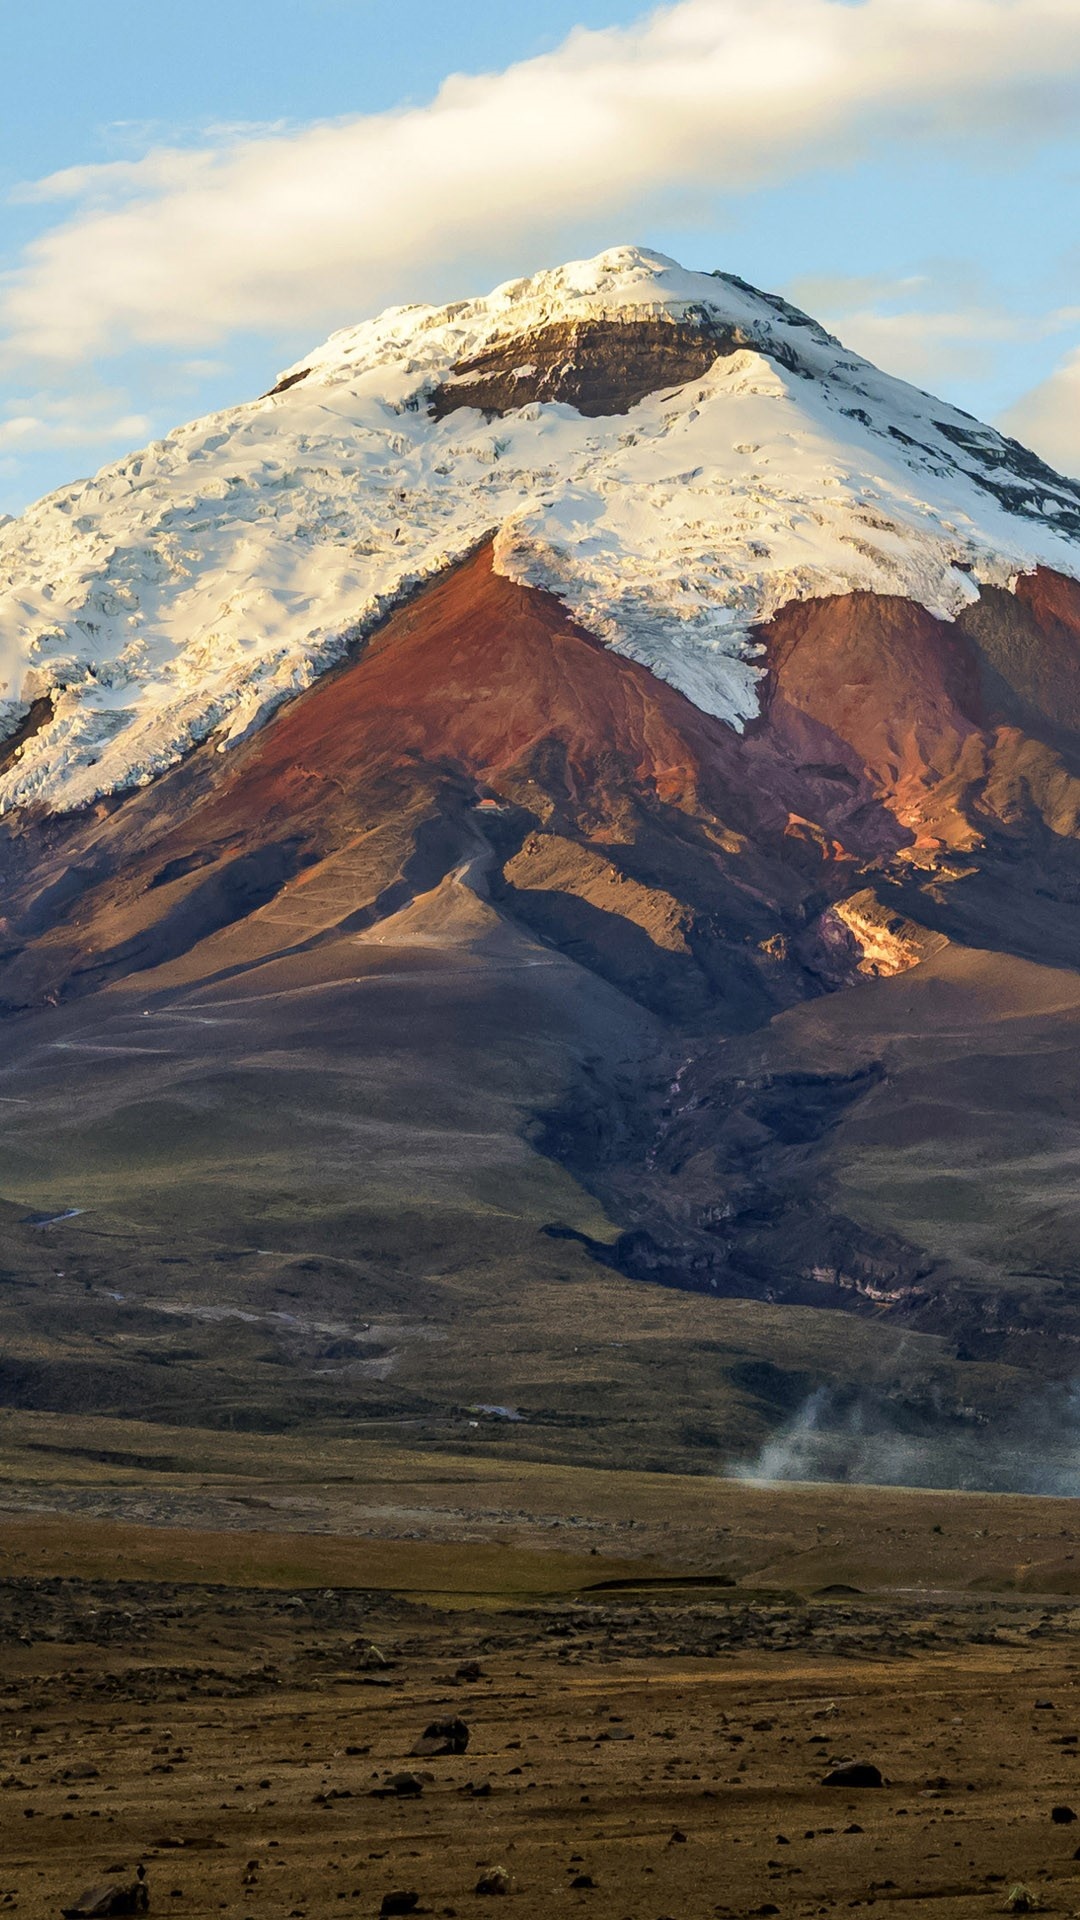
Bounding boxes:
[2,0,1080,513]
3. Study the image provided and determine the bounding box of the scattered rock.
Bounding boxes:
[379,1896,419,1918]
[570,1874,596,1889]
[412,1717,470,1757]
[823,1762,884,1788]
[373,1772,426,1799]
[475,1867,513,1896]
[455,1662,484,1682]
[1051,1805,1077,1824]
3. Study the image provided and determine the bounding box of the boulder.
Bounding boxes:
[372,1771,427,1798]
[475,1867,513,1895]
[412,1716,470,1757]
[823,1762,884,1788]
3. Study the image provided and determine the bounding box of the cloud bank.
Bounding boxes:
[4,0,1080,369]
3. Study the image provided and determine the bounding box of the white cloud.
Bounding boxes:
[788,271,1080,393]
[4,0,1080,367]
[0,385,152,462]
[0,411,149,451]
[1002,350,1080,477]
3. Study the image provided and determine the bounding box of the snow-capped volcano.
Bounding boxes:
[2,243,1080,815]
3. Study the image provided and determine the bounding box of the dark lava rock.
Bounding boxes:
[823,1762,885,1788]
[62,1883,149,1918]
[412,1716,470,1757]
[1051,1805,1077,1823]
[570,1875,596,1890]
[380,1896,419,1918]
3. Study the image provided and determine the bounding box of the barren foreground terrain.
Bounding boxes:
[6,1463,1080,1920]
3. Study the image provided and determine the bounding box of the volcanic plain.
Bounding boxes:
[5,1461,1080,1920]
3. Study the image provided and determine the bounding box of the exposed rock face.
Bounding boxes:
[430,317,735,419]
[812,892,942,983]
[0,692,54,779]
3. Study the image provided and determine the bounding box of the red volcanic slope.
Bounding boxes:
[215,541,716,818]
[156,541,908,869]
[761,592,985,822]
[0,543,897,1019]
[4,544,1080,1019]
[758,566,1080,846]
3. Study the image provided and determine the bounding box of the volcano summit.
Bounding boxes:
[3,244,1080,813]
[3,247,1080,1487]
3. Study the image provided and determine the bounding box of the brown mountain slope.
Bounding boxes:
[4,547,1080,1481]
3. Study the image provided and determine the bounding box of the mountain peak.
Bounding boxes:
[271,244,837,396]
[1,247,1080,816]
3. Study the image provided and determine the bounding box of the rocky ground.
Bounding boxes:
[6,1534,1080,1920]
